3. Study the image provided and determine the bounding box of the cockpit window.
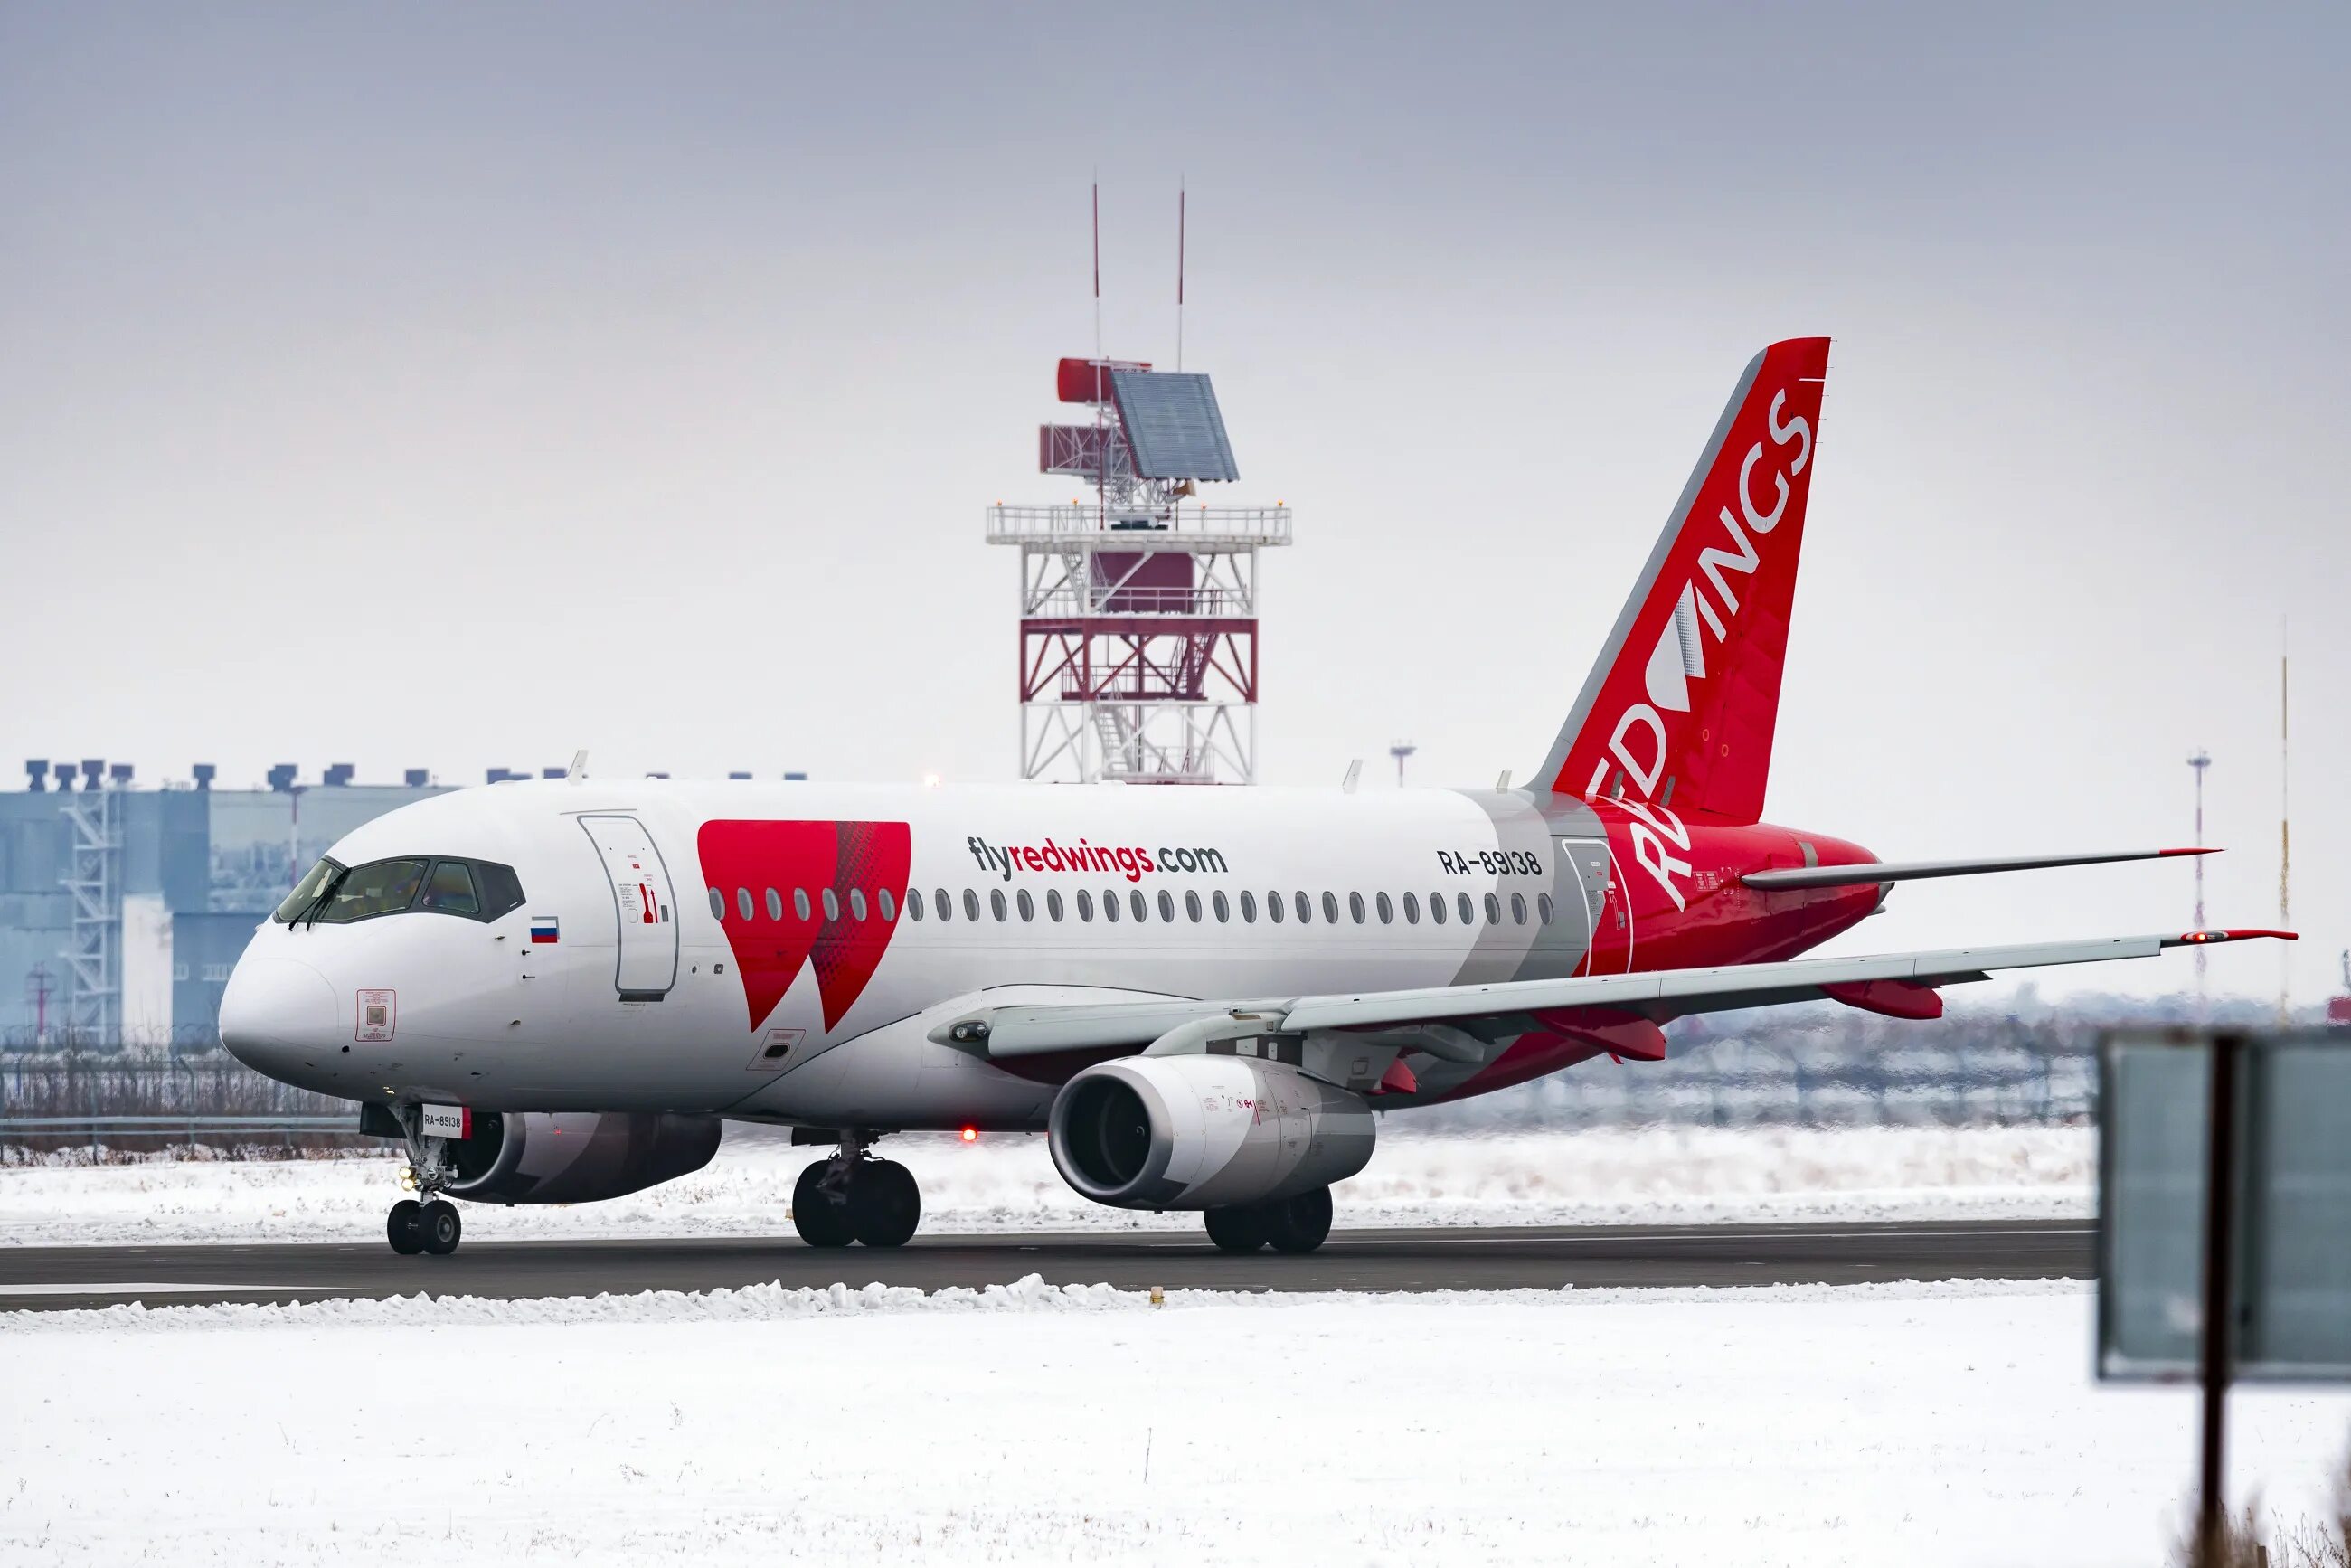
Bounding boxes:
[420,860,479,915]
[274,858,343,923]
[476,862,525,921]
[312,858,430,923]
[279,855,525,926]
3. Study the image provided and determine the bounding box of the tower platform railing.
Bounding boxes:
[987,504,1293,546]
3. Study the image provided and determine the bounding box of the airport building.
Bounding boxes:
[2,761,452,1052]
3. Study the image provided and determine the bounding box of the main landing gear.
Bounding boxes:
[1204,1185,1333,1255]
[792,1130,921,1249]
[382,1106,466,1257]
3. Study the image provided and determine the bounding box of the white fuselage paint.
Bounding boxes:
[222,779,1594,1130]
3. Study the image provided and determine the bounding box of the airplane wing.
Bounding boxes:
[1741,846,2213,891]
[934,929,2291,1060]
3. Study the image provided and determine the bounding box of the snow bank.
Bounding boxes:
[5,1278,2344,1566]
[4,1270,2089,1333]
[0,1124,2091,1247]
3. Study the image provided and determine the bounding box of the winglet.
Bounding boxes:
[2164,929,2297,947]
[2158,846,2220,857]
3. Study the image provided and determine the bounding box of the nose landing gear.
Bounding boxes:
[791,1129,921,1249]
[386,1196,464,1256]
[382,1107,467,1256]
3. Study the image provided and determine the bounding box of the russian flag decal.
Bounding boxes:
[531,915,560,945]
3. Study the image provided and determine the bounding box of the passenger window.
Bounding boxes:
[907,889,925,921]
[1321,892,1340,924]
[1538,893,1555,925]
[1213,890,1230,922]
[1375,892,1393,924]
[707,886,723,920]
[1347,892,1365,924]
[935,887,952,922]
[1130,890,1147,922]
[1016,889,1034,921]
[990,889,1008,921]
[1077,889,1094,921]
[476,862,526,921]
[879,889,897,921]
[1430,892,1447,925]
[420,860,479,916]
[1047,889,1064,921]
[1510,893,1527,925]
[1403,891,1420,925]
[850,889,868,921]
[1295,891,1312,924]
[736,888,754,921]
[1185,890,1203,922]
[1157,890,1176,922]
[822,888,841,921]
[1240,890,1257,922]
[1102,889,1120,922]
[793,889,811,921]
[1484,892,1501,925]
[1458,892,1475,925]
[764,888,783,921]
[962,889,980,921]
[1266,890,1283,924]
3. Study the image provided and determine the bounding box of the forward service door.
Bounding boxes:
[579,815,680,1000]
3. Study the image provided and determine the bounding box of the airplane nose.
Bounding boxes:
[219,956,340,1074]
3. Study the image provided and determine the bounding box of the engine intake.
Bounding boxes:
[440,1111,720,1204]
[1048,1055,1374,1211]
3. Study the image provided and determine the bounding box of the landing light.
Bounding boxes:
[960,1127,977,1144]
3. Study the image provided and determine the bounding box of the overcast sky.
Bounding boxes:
[4,4,2345,1000]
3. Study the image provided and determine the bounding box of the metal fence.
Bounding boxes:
[0,1057,369,1157]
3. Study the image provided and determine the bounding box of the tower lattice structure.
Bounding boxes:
[988,357,1290,784]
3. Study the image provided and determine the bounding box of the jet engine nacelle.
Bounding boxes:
[1047,1055,1374,1211]
[440,1111,721,1204]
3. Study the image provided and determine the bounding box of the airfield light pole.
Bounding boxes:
[2188,751,2211,1017]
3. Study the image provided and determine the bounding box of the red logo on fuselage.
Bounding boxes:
[697,820,912,1034]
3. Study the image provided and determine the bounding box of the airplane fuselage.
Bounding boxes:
[222,778,1878,1129]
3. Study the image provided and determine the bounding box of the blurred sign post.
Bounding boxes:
[2099,1030,2351,1556]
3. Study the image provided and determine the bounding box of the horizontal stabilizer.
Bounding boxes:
[1742,846,2215,892]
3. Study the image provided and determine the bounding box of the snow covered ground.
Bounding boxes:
[5,1276,2346,1566]
[0,1125,2092,1247]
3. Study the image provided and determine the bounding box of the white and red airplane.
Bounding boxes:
[221,336,2287,1258]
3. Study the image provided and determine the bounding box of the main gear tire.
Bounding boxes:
[1204,1204,1269,1253]
[792,1160,856,1248]
[848,1159,921,1249]
[1261,1186,1333,1254]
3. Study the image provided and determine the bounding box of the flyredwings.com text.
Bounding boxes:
[965,837,1229,883]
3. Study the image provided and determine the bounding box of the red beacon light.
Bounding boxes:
[959,1126,978,1144]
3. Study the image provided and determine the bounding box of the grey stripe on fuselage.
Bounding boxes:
[1530,347,1767,793]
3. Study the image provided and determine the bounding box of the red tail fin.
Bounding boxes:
[1536,337,1830,823]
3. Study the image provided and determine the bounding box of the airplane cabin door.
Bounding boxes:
[579,815,679,999]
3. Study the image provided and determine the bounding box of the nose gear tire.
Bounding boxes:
[420,1199,463,1255]
[387,1199,425,1255]
[848,1158,921,1249]
[792,1160,856,1248]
